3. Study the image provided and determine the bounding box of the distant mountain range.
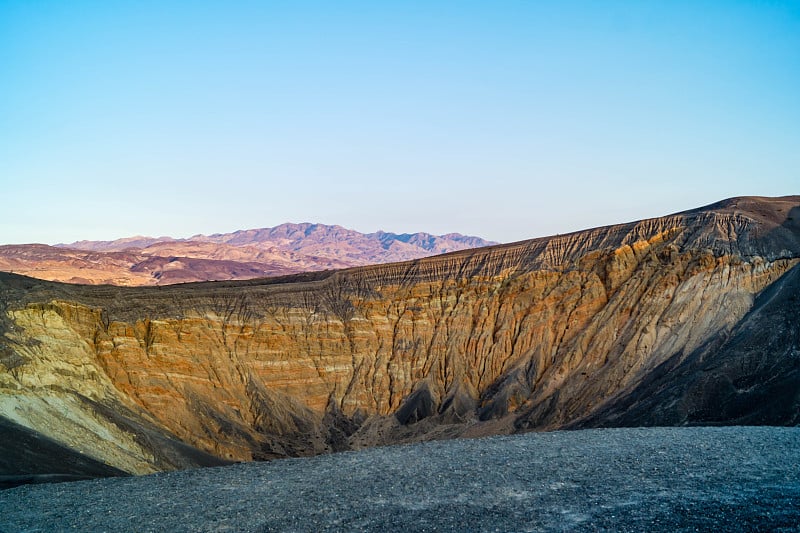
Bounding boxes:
[0,223,497,285]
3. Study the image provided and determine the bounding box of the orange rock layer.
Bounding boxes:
[1,196,798,472]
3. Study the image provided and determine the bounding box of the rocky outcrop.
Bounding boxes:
[570,251,800,428]
[0,196,798,477]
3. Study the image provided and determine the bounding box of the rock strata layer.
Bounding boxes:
[0,196,798,476]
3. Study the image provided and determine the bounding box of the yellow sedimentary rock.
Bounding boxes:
[1,196,798,472]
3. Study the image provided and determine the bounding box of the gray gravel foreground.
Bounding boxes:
[1,427,798,532]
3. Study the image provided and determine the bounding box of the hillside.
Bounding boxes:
[0,224,496,286]
[0,195,798,479]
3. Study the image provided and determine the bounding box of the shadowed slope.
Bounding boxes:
[570,260,800,428]
[0,416,128,489]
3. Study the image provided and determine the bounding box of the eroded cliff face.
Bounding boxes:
[1,196,798,474]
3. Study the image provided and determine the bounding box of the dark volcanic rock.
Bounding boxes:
[395,382,438,425]
[0,427,798,532]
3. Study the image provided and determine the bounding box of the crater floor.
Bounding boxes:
[1,426,798,532]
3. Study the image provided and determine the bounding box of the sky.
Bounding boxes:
[1,1,798,245]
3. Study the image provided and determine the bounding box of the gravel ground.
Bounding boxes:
[1,427,798,532]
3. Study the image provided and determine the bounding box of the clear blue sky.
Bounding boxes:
[1,1,798,245]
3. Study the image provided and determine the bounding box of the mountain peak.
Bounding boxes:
[4,223,497,286]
